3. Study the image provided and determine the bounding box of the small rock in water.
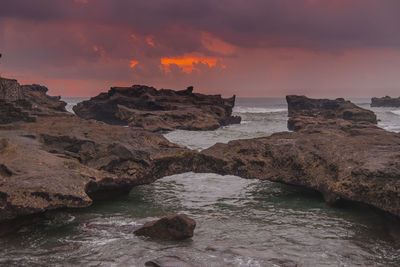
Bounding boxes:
[145,256,194,267]
[134,214,196,240]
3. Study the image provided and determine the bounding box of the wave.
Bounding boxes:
[234,107,287,114]
[390,110,400,116]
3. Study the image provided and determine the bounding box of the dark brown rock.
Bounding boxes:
[134,214,196,240]
[286,95,377,131]
[73,85,241,131]
[371,96,400,107]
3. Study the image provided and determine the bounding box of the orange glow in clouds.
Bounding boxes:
[129,60,139,68]
[161,54,219,73]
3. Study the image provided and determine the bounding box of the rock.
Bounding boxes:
[0,77,67,123]
[193,97,400,217]
[73,85,241,131]
[286,95,377,131]
[0,116,197,223]
[134,214,196,240]
[145,256,194,267]
[371,96,400,107]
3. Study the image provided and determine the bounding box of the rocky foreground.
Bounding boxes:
[0,78,197,224]
[1,79,400,230]
[73,85,241,132]
[371,96,400,107]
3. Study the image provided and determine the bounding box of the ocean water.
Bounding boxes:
[1,97,399,266]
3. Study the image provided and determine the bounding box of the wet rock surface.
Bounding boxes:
[73,85,241,132]
[194,97,400,217]
[134,214,196,240]
[371,96,400,107]
[286,95,377,131]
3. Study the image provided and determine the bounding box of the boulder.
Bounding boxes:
[371,96,400,107]
[134,214,196,240]
[73,85,241,131]
[286,95,377,131]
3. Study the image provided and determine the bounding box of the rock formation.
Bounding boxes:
[0,78,198,224]
[286,95,377,131]
[73,85,241,132]
[134,214,196,240]
[371,96,400,107]
[194,96,400,217]
[0,78,67,124]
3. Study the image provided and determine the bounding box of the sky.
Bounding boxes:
[1,0,400,97]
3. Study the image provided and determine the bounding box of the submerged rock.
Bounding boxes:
[286,95,377,131]
[134,214,196,240]
[73,85,241,132]
[371,96,400,107]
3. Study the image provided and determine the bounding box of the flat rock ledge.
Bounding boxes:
[134,214,196,240]
[73,85,241,132]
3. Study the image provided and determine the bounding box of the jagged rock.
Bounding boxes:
[73,85,241,131]
[0,78,67,124]
[134,214,196,240]
[371,96,400,107]
[286,95,377,131]
[194,97,400,217]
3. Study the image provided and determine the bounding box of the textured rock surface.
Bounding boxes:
[371,96,400,107]
[0,116,197,222]
[73,85,241,131]
[194,98,400,217]
[286,95,377,131]
[134,214,196,240]
[0,78,67,124]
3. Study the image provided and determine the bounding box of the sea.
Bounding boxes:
[0,98,399,266]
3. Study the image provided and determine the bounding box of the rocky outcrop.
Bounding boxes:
[0,116,198,223]
[0,77,199,224]
[286,95,377,131]
[194,97,400,217]
[371,96,400,107]
[73,85,241,132]
[134,214,196,240]
[0,78,67,124]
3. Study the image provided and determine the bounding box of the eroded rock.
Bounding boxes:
[73,85,241,131]
[286,95,377,131]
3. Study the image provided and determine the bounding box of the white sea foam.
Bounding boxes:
[233,107,287,114]
[390,110,400,116]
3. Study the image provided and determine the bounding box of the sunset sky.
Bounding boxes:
[1,0,400,97]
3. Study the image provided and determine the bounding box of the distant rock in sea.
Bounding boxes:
[73,85,241,132]
[286,95,377,131]
[371,96,400,107]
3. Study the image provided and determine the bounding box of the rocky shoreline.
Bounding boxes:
[1,78,400,233]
